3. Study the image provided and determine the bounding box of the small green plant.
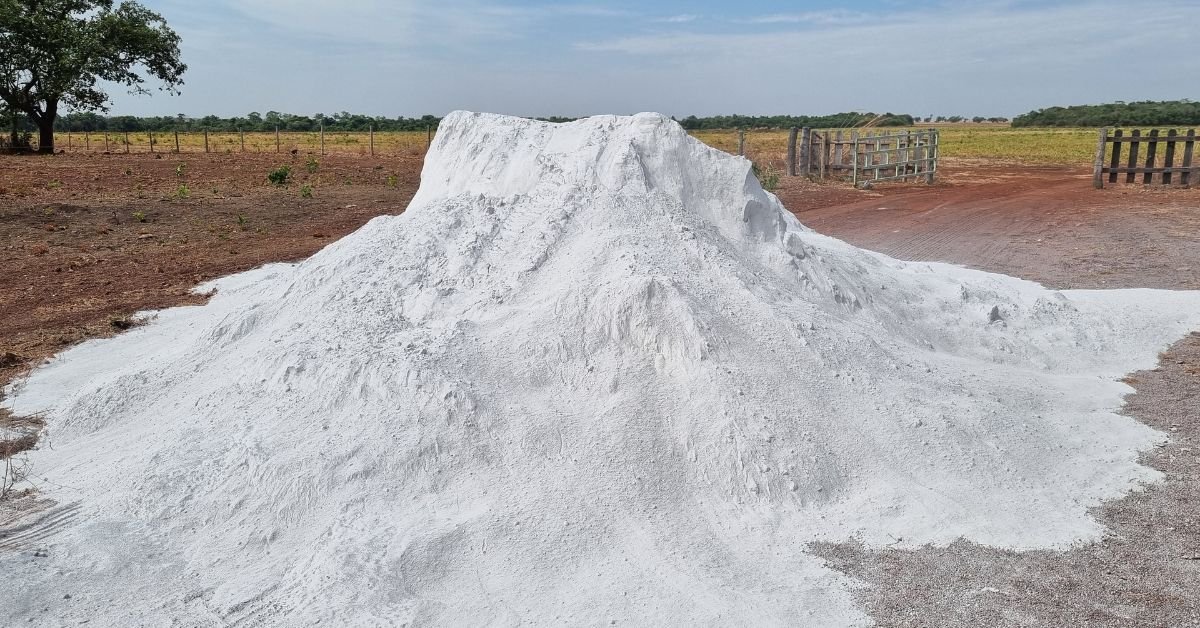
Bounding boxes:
[305,156,319,174]
[176,183,190,199]
[752,162,780,192]
[267,165,291,185]
[300,185,313,199]
[386,174,398,188]
[41,207,54,216]
[131,210,146,223]
[236,214,247,228]
[175,162,186,177]
[46,179,62,190]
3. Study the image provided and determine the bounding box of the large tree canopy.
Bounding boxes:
[0,0,185,153]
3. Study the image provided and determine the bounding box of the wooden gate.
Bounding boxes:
[788,127,938,185]
[1092,128,1196,188]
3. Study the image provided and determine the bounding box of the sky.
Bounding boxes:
[105,0,1200,119]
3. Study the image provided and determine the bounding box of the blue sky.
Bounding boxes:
[107,0,1200,118]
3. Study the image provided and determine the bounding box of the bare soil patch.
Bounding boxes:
[0,151,421,460]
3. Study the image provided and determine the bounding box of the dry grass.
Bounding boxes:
[53,130,432,156]
[0,403,43,501]
[54,126,1105,165]
[691,126,1102,166]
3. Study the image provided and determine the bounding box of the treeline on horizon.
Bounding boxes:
[27,102,1200,133]
[1012,100,1200,127]
[35,110,930,133]
[674,112,919,129]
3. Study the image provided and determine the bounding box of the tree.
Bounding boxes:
[0,0,186,153]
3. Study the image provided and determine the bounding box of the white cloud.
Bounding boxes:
[740,10,870,25]
[656,14,699,24]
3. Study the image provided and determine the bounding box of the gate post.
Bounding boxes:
[852,134,862,187]
[786,127,798,176]
[926,129,938,185]
[1093,128,1108,189]
[798,127,811,177]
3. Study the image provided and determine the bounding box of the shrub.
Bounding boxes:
[267,165,291,185]
[300,185,313,199]
[752,162,780,192]
[305,156,319,174]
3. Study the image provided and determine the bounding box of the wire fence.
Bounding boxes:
[49,127,435,156]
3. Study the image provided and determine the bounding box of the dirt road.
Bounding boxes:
[777,162,1200,290]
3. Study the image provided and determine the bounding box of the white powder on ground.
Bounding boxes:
[3,111,1199,626]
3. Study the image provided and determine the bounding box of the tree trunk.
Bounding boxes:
[37,117,55,154]
[37,99,59,154]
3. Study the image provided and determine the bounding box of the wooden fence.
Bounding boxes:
[786,127,938,185]
[1093,128,1196,188]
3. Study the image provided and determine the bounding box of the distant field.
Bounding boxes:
[55,126,1101,165]
[692,127,1101,166]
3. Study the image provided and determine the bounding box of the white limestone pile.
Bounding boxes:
[3,111,1198,626]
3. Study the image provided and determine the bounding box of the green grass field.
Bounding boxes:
[56,126,1104,166]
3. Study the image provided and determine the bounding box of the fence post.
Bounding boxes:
[852,134,859,187]
[204,130,209,153]
[1143,129,1160,185]
[276,126,280,153]
[103,133,109,152]
[1092,128,1108,189]
[1108,129,1123,184]
[927,129,939,184]
[834,130,843,172]
[1181,130,1195,188]
[174,130,180,153]
[786,127,798,176]
[1126,130,1141,184]
[149,130,154,153]
[737,130,745,156]
[370,125,375,156]
[320,120,325,156]
[822,131,831,181]
[85,132,90,151]
[798,127,812,177]
[124,132,129,153]
[67,132,71,150]
[1163,129,1178,186]
[240,130,245,152]
[427,124,433,148]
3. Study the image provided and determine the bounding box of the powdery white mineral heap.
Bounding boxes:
[4,111,1200,626]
